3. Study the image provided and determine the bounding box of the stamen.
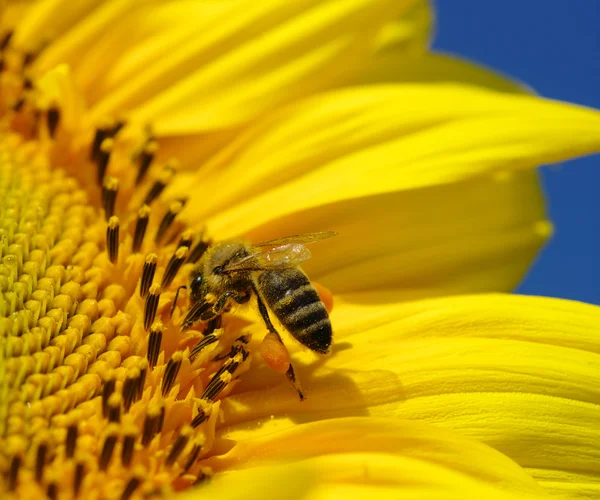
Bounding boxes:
[158,405,166,439]
[122,368,141,412]
[91,120,124,161]
[140,253,157,298]
[23,51,37,67]
[0,31,13,51]
[122,429,136,467]
[142,404,163,447]
[66,424,78,459]
[99,425,119,471]
[102,373,116,419]
[161,246,188,288]
[183,442,203,472]
[147,321,164,370]
[144,284,161,331]
[189,329,221,361]
[46,482,58,500]
[143,166,175,206]
[165,426,192,467]
[35,437,48,482]
[186,239,210,263]
[201,354,244,401]
[120,475,141,500]
[202,374,230,402]
[137,358,148,400]
[194,469,212,486]
[106,215,120,264]
[155,200,185,244]
[161,351,183,397]
[102,176,119,220]
[178,230,194,250]
[136,140,158,185]
[214,337,250,361]
[190,407,208,428]
[132,205,151,253]
[47,106,60,138]
[8,455,20,491]
[13,97,25,112]
[96,138,114,185]
[107,392,122,423]
[73,462,85,496]
[181,300,213,331]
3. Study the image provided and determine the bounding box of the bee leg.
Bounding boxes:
[255,294,305,401]
[199,290,252,321]
[204,315,222,335]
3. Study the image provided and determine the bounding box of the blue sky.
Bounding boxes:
[432,1,600,305]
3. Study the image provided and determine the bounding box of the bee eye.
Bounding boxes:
[190,274,204,295]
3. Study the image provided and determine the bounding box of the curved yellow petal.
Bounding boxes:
[218,293,600,499]
[0,1,33,33]
[235,169,548,294]
[355,51,528,94]
[203,418,548,499]
[144,0,432,170]
[12,0,98,51]
[92,0,417,133]
[66,1,238,106]
[33,0,146,83]
[372,0,433,55]
[175,461,315,500]
[171,84,600,238]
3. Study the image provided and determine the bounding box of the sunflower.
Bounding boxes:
[1,1,600,499]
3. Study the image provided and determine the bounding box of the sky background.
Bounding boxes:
[432,1,600,305]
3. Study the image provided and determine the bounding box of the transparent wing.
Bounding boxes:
[223,244,312,272]
[254,231,337,248]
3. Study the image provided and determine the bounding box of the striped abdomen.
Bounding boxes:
[257,269,332,354]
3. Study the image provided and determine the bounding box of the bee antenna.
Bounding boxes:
[170,285,187,318]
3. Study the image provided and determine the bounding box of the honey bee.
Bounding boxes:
[182,232,336,399]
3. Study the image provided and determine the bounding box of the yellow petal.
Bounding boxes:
[372,0,433,55]
[12,0,98,51]
[204,418,548,499]
[147,0,432,170]
[219,293,600,499]
[36,64,87,134]
[33,0,144,82]
[0,1,33,33]
[64,1,237,106]
[171,84,600,238]
[91,0,417,133]
[236,170,549,294]
[355,51,528,94]
[175,461,315,500]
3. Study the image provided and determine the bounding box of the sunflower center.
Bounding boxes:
[0,96,251,499]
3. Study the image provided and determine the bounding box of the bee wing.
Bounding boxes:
[223,244,312,272]
[254,231,337,247]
